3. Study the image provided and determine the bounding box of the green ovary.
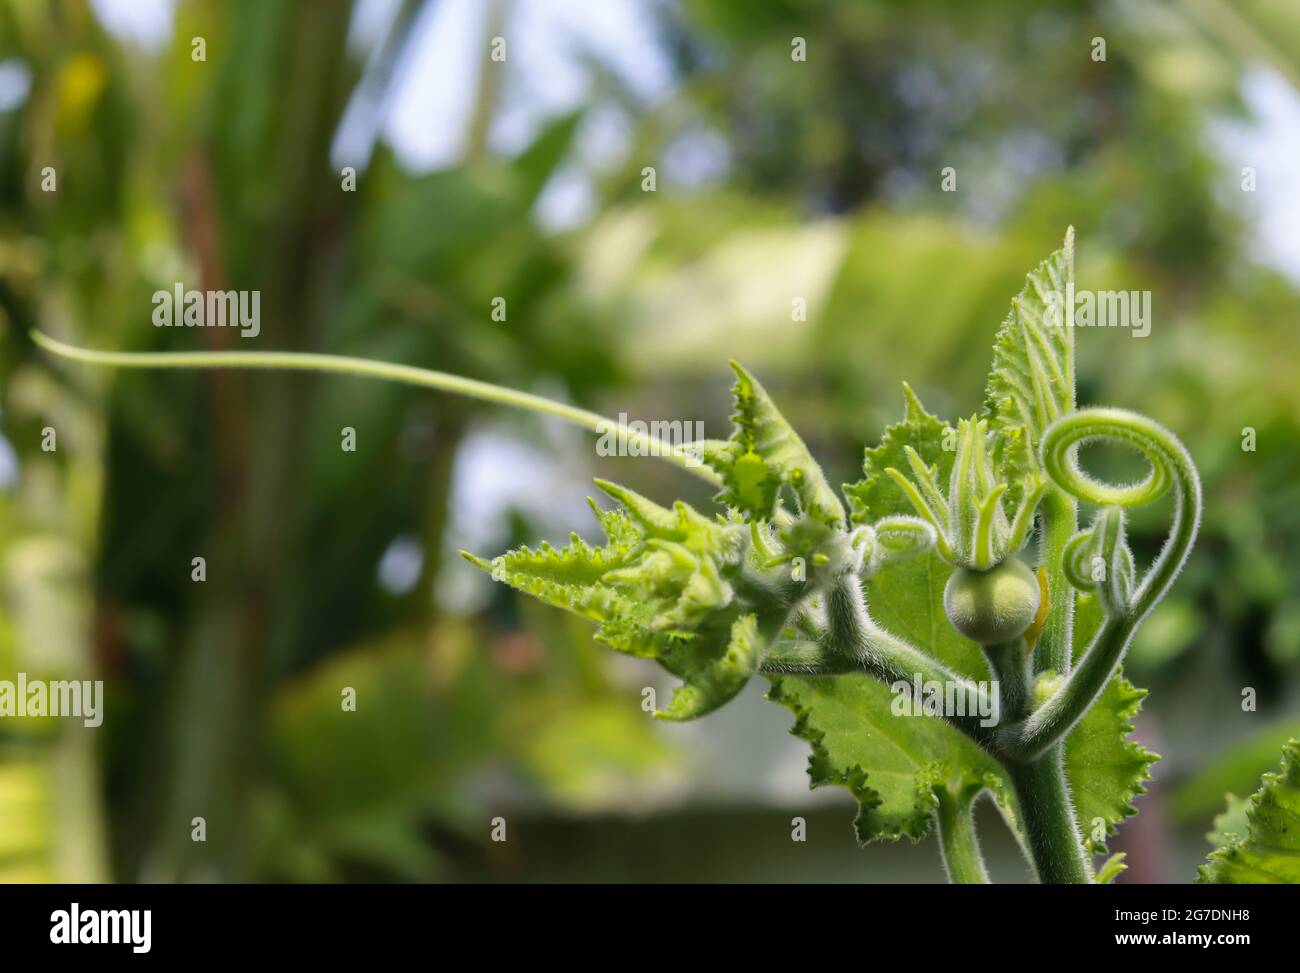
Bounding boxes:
[943,558,1041,645]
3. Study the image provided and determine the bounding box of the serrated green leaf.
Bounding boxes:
[845,382,955,526]
[1198,739,1300,883]
[768,673,1018,844]
[1062,592,1159,855]
[983,228,1076,487]
[1064,675,1158,854]
[703,361,845,526]
[467,480,757,720]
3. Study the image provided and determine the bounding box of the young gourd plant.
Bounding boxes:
[33,229,1300,884]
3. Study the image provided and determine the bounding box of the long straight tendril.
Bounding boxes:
[30,330,722,486]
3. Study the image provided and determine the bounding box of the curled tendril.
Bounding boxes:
[1040,407,1201,621]
[1004,407,1202,761]
[1062,506,1135,617]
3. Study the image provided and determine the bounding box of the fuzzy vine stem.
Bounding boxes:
[1007,749,1091,883]
[818,574,992,740]
[29,330,722,485]
[1035,490,1077,676]
[981,638,1029,725]
[934,782,991,884]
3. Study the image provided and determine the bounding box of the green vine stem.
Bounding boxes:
[980,638,1030,725]
[1007,748,1091,883]
[934,781,991,884]
[1035,490,1077,677]
[29,330,721,485]
[820,573,991,739]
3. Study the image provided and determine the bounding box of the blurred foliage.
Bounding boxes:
[1,0,1298,881]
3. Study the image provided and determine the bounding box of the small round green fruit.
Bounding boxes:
[943,559,1041,645]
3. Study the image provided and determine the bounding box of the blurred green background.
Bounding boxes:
[2,0,1299,883]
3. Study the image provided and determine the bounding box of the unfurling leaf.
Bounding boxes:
[658,613,763,721]
[464,479,756,719]
[983,227,1076,490]
[703,360,845,527]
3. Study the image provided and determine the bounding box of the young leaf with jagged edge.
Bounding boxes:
[982,227,1076,490]
[701,360,846,527]
[769,675,1023,846]
[462,480,757,721]
[846,382,952,529]
[1198,739,1300,883]
[772,669,1024,841]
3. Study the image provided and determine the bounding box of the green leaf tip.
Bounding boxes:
[460,550,495,573]
[704,360,846,527]
[593,477,679,533]
[654,613,763,721]
[900,381,928,423]
[983,229,1077,491]
[1095,852,1127,884]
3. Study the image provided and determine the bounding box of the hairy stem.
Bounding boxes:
[1035,489,1076,676]
[935,784,991,884]
[30,330,721,485]
[821,574,990,740]
[981,638,1029,726]
[760,639,853,674]
[1008,748,1092,883]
